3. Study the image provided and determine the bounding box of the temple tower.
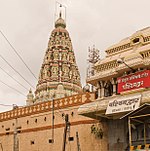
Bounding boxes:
[34,12,82,102]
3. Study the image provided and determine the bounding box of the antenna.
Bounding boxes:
[87,45,100,78]
[86,45,100,92]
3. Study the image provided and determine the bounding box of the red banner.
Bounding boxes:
[117,70,150,93]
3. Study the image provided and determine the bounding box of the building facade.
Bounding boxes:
[78,27,150,151]
[0,93,108,151]
[0,13,108,151]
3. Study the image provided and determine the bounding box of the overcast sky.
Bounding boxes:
[0,0,150,112]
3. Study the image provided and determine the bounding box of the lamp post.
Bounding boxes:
[117,59,135,72]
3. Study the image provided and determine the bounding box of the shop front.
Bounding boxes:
[78,70,150,151]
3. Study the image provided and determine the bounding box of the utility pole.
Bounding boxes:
[13,119,19,151]
[62,114,70,151]
[52,97,55,143]
[13,105,19,151]
[0,143,3,151]
[76,132,81,151]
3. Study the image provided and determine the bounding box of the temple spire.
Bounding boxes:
[34,13,82,103]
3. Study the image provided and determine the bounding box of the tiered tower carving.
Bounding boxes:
[34,12,82,103]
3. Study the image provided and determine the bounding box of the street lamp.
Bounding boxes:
[117,58,135,72]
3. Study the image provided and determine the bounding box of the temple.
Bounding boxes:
[0,12,106,151]
[1,6,150,151]
[27,12,82,105]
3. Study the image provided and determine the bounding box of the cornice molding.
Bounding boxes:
[0,93,94,122]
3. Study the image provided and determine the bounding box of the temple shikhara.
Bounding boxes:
[27,12,82,105]
[0,6,150,151]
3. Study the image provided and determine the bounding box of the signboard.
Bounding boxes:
[117,70,150,93]
[106,95,141,114]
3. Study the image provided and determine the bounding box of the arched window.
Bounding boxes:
[104,81,113,97]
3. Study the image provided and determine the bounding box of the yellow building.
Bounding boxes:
[78,27,150,151]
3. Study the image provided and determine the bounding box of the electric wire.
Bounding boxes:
[0,54,35,89]
[0,80,26,97]
[0,103,23,107]
[0,103,15,107]
[0,66,29,91]
[0,30,37,80]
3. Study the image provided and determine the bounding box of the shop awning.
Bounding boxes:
[120,103,150,121]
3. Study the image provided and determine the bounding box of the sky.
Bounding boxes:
[0,0,150,112]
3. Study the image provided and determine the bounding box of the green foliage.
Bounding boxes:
[91,124,103,139]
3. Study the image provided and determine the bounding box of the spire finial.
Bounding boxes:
[55,10,66,28]
[59,11,62,18]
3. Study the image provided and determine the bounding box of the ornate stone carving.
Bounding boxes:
[62,52,67,61]
[53,52,59,60]
[33,13,82,103]
[62,65,69,77]
[51,66,58,76]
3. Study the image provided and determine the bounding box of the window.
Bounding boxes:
[68,137,74,141]
[71,112,74,117]
[5,128,10,131]
[104,81,113,97]
[95,90,98,99]
[133,38,140,43]
[62,113,65,117]
[49,139,54,143]
[31,141,35,145]
[27,120,29,124]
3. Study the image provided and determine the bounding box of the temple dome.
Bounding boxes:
[55,12,66,28]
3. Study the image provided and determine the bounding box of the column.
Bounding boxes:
[100,81,105,98]
[111,78,117,95]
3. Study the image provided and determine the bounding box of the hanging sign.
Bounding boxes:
[105,95,141,114]
[117,70,150,93]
